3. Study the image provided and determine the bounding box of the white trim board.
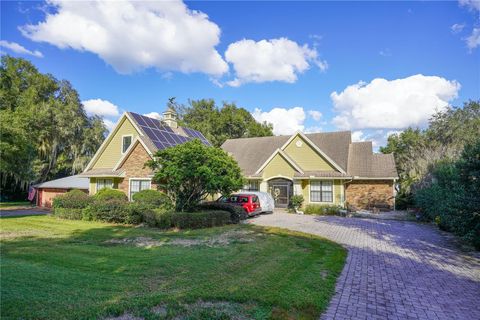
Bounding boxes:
[113,138,154,171]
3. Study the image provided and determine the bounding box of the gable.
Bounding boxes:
[91,117,141,169]
[283,135,337,171]
[118,141,153,175]
[262,153,297,179]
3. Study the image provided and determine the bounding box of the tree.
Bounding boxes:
[380,100,480,208]
[178,99,273,147]
[0,56,106,198]
[148,140,244,211]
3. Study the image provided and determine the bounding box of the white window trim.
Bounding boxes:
[309,180,335,204]
[128,177,152,201]
[121,134,133,154]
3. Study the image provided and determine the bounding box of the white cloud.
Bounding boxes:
[0,40,43,57]
[331,74,461,130]
[83,99,120,117]
[379,48,392,57]
[459,0,480,11]
[143,112,162,120]
[352,130,365,142]
[465,28,480,49]
[304,126,322,133]
[103,119,116,132]
[451,23,466,34]
[225,38,327,86]
[21,0,228,76]
[252,107,305,135]
[308,110,322,121]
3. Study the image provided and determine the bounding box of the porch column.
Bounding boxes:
[293,180,302,196]
[259,180,268,192]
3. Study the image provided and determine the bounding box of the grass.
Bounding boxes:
[0,216,346,320]
[0,201,32,209]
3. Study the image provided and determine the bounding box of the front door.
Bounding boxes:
[271,184,289,207]
[268,178,293,208]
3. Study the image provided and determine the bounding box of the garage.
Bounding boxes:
[34,175,89,207]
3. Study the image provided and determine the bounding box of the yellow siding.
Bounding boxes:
[301,179,344,206]
[262,153,296,180]
[89,177,121,195]
[89,178,96,195]
[91,118,139,169]
[284,135,336,171]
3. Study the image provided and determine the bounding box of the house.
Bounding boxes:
[34,175,89,207]
[221,131,398,210]
[79,108,211,199]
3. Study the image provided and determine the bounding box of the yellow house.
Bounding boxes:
[79,108,211,199]
[221,131,398,210]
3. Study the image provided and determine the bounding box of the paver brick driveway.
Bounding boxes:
[249,213,480,320]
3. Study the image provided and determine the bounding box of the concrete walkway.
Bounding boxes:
[249,213,480,320]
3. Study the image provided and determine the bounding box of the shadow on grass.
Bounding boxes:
[1,216,346,320]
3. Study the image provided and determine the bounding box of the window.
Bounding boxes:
[97,179,113,191]
[242,180,259,191]
[130,179,151,199]
[122,135,132,153]
[310,181,333,202]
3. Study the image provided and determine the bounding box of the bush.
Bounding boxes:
[132,189,172,209]
[53,189,92,209]
[94,188,128,202]
[141,208,173,229]
[197,202,247,223]
[290,195,304,210]
[83,199,139,224]
[304,204,343,215]
[53,208,84,220]
[171,211,231,229]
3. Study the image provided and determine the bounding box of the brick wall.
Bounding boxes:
[117,142,156,196]
[345,180,394,211]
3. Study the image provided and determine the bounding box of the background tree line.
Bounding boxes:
[381,101,479,248]
[175,98,273,147]
[0,56,106,199]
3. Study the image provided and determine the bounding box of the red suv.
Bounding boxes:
[220,194,261,216]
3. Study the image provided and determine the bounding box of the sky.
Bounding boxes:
[1,0,479,149]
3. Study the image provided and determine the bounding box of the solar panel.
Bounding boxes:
[129,112,212,150]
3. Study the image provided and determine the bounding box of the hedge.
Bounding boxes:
[53,208,84,220]
[52,189,92,209]
[304,204,343,215]
[83,199,141,224]
[94,188,128,202]
[131,189,172,209]
[197,202,247,223]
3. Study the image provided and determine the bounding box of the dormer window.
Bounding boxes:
[122,135,132,153]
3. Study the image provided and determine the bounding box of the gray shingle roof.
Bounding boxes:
[34,175,89,189]
[222,131,398,179]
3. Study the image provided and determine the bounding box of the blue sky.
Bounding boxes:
[1,0,479,148]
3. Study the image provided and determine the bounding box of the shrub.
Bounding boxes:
[52,189,92,209]
[83,199,138,224]
[132,189,172,209]
[197,202,247,223]
[141,208,173,229]
[290,195,304,210]
[94,188,128,202]
[171,211,231,229]
[53,208,84,220]
[304,204,343,215]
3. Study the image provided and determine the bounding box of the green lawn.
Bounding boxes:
[0,201,32,209]
[0,216,346,320]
